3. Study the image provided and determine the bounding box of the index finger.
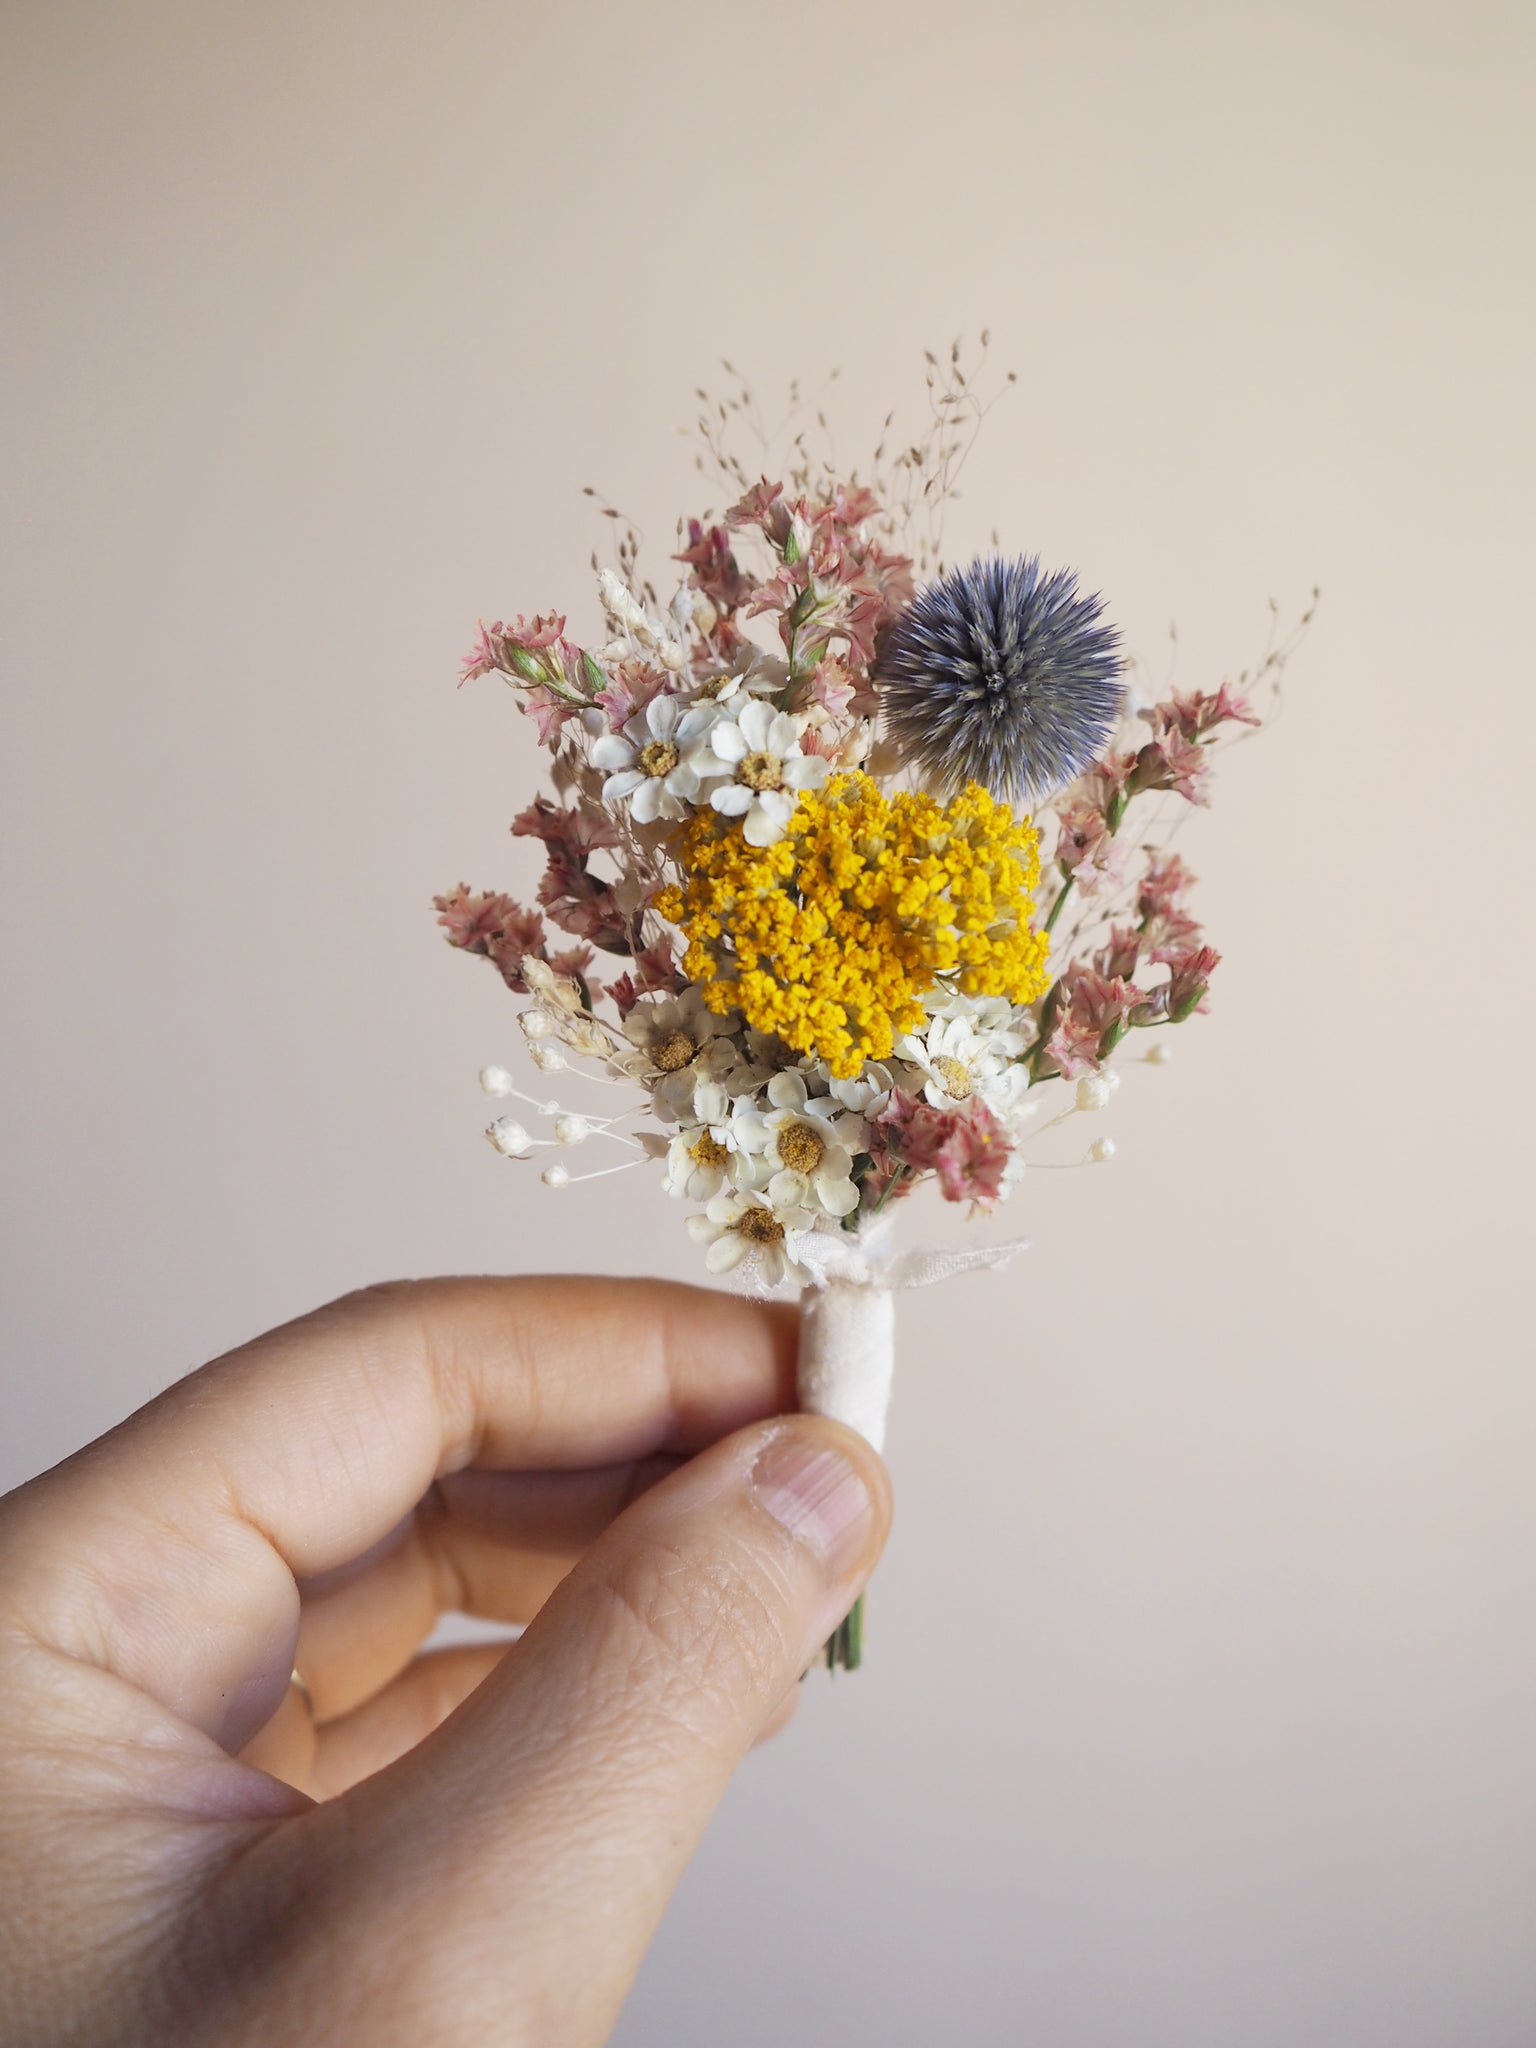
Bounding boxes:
[0,1277,797,1749]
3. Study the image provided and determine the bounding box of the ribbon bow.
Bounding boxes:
[791,1224,1029,1294]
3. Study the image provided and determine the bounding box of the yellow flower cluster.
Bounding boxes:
[655,772,1051,1077]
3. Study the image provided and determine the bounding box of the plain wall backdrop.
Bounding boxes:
[3,2,1534,2042]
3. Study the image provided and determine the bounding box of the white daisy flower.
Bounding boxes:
[726,1070,865,1219]
[689,655,784,709]
[707,698,829,846]
[591,693,717,825]
[661,1080,769,1199]
[625,989,737,1117]
[664,1126,735,1201]
[894,994,1031,1115]
[625,986,730,1067]
[807,1058,894,1118]
[686,1187,814,1287]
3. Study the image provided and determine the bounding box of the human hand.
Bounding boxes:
[0,1278,890,2047]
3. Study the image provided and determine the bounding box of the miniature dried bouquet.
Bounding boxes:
[437,348,1307,1668]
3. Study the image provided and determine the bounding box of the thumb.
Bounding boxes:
[331,1417,890,2043]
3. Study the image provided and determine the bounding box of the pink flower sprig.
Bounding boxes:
[1027,682,1261,1080]
[432,886,591,995]
[865,1090,1014,1209]
[458,614,608,744]
[511,798,638,958]
[673,520,754,655]
[719,477,914,684]
[439,790,684,1012]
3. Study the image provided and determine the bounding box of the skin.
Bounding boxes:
[0,1277,891,2047]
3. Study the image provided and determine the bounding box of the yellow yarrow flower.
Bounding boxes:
[655,771,1050,1078]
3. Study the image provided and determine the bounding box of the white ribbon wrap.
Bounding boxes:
[793,1226,1027,1454]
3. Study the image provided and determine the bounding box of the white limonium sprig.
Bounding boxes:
[596,566,688,673]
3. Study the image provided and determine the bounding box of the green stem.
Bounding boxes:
[1043,869,1074,936]
[825,1594,864,1671]
[867,1162,909,1221]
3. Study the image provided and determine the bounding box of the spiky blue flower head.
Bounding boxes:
[873,554,1124,806]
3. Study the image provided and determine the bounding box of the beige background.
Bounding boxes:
[4,1,1534,2041]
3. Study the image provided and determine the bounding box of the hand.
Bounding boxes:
[0,1277,891,2047]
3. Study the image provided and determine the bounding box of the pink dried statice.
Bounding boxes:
[432,886,548,993]
[1120,684,1263,806]
[675,519,755,633]
[725,478,795,547]
[519,687,580,747]
[930,1099,1011,1204]
[728,476,914,675]
[632,935,684,994]
[511,798,632,954]
[1053,800,1126,895]
[604,938,683,1020]
[810,655,877,723]
[595,659,672,731]
[1138,851,1198,916]
[1076,752,1134,816]
[1165,944,1220,1016]
[459,612,568,685]
[510,797,620,858]
[870,1090,1013,1206]
[459,613,602,744]
[1042,966,1145,1079]
[536,869,631,953]
[1141,683,1259,744]
[1093,925,1144,981]
[1133,944,1220,1024]
[1137,853,1203,959]
[604,972,641,1020]
[826,482,884,529]
[549,944,595,980]
[1128,728,1213,806]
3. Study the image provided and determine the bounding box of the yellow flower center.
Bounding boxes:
[639,739,680,778]
[690,1131,729,1168]
[738,750,783,792]
[933,1055,972,1099]
[777,1122,826,1176]
[652,1030,696,1072]
[732,1206,784,1245]
[696,675,735,699]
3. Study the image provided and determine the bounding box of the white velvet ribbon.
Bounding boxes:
[791,1225,1027,1453]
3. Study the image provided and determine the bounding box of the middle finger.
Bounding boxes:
[290,1457,679,1723]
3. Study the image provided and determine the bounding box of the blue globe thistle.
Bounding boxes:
[873,554,1124,806]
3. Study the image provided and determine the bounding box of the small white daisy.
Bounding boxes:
[894,994,1031,1114]
[728,1071,865,1219]
[661,1080,768,1200]
[808,1058,894,1118]
[708,698,829,846]
[686,1186,814,1286]
[592,693,717,825]
[625,989,741,1120]
[664,1126,735,1201]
